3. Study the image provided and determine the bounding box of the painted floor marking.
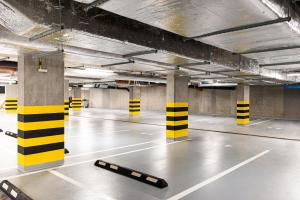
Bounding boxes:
[66,141,154,159]
[66,129,130,139]
[49,170,85,188]
[1,140,186,180]
[49,170,117,200]
[246,119,273,126]
[0,141,155,172]
[167,150,270,200]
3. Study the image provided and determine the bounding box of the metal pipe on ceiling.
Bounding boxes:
[260,61,300,67]
[241,46,300,54]
[101,60,134,68]
[123,50,158,58]
[190,17,291,39]
[178,61,210,67]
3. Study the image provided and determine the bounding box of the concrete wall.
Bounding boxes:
[5,85,18,98]
[88,85,300,119]
[250,86,300,119]
[89,88,129,109]
[0,93,5,105]
[188,88,236,116]
[141,85,166,111]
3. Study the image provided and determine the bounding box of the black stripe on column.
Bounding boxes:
[166,125,188,130]
[166,107,188,112]
[129,109,140,112]
[18,113,64,122]
[129,101,140,104]
[237,116,249,119]
[129,105,140,108]
[237,104,249,107]
[5,104,17,106]
[166,116,188,121]
[237,110,249,113]
[18,142,64,155]
[5,100,17,102]
[18,128,64,139]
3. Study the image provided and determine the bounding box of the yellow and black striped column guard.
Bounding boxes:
[17,105,65,171]
[64,99,69,120]
[129,99,140,115]
[166,102,188,140]
[72,98,82,111]
[236,100,250,125]
[5,98,17,113]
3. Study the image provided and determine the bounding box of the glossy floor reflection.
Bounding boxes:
[0,109,299,200]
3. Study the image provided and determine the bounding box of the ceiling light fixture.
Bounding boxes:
[65,68,115,78]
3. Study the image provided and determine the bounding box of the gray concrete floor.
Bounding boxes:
[0,108,300,200]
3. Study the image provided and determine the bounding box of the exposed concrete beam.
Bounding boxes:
[2,0,299,83]
[3,0,258,71]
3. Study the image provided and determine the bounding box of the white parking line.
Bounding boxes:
[167,150,270,200]
[246,119,273,126]
[66,130,130,139]
[49,170,85,188]
[0,141,155,172]
[49,170,117,200]
[2,140,186,180]
[66,141,154,159]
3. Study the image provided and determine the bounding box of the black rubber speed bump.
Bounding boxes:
[94,160,168,188]
[0,180,33,200]
[5,131,17,139]
[4,131,70,154]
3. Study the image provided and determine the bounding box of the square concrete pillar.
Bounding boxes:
[5,84,18,113]
[129,86,141,115]
[166,70,189,141]
[72,87,82,111]
[236,84,250,125]
[64,80,70,120]
[17,50,65,172]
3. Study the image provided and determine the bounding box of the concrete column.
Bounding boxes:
[5,84,18,113]
[166,70,189,141]
[236,84,250,125]
[18,51,64,172]
[129,86,141,115]
[72,87,82,111]
[64,80,69,120]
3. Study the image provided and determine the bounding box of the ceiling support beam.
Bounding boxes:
[84,0,111,11]
[123,50,158,58]
[260,61,300,67]
[132,57,177,69]
[178,61,210,67]
[3,0,299,83]
[4,0,258,72]
[190,17,291,39]
[241,46,300,54]
[101,61,134,68]
[29,24,64,41]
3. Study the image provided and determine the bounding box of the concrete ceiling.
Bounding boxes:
[95,0,300,72]
[0,0,299,86]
